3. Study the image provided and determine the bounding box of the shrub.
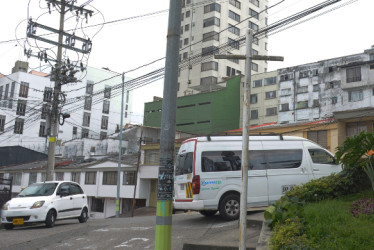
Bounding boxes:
[351,198,374,217]
[269,218,315,250]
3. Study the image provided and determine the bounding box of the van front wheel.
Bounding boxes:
[219,194,240,221]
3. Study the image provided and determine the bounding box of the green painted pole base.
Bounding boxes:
[155,200,173,250]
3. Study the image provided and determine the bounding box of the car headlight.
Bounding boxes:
[2,202,9,210]
[31,201,45,209]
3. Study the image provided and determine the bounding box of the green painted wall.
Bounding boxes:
[143,76,241,135]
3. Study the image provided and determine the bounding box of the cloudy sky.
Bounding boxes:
[0,0,373,123]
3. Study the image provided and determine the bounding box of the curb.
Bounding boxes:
[256,221,272,250]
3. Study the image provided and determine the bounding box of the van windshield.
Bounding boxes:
[175,152,193,176]
[18,183,58,197]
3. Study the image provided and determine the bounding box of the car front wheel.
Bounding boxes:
[45,210,56,228]
[78,208,88,223]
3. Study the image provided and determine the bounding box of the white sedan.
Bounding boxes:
[1,181,88,229]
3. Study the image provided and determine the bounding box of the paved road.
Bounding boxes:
[0,211,264,250]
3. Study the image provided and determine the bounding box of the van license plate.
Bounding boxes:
[282,185,295,194]
[13,218,24,225]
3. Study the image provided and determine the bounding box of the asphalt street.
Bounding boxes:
[0,211,265,250]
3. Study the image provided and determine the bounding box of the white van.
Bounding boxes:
[173,135,341,220]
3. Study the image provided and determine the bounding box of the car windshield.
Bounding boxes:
[18,183,58,197]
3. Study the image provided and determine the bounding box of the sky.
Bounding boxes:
[0,0,373,124]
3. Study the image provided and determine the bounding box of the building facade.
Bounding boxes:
[178,0,268,97]
[0,62,133,153]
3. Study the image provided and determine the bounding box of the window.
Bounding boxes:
[313,99,320,107]
[71,172,80,183]
[184,38,189,45]
[16,100,27,116]
[0,86,3,101]
[267,150,302,169]
[281,103,289,111]
[103,100,110,114]
[308,149,335,164]
[201,61,218,71]
[253,79,262,87]
[200,76,217,85]
[280,88,291,96]
[253,37,258,45]
[85,171,97,184]
[186,10,190,18]
[226,66,237,77]
[202,46,219,56]
[203,17,220,27]
[229,0,241,9]
[228,24,240,35]
[346,66,361,83]
[370,64,374,70]
[250,0,259,7]
[43,87,53,102]
[71,183,83,194]
[299,71,309,78]
[184,24,190,31]
[252,62,258,72]
[82,128,89,138]
[250,109,258,119]
[229,10,240,22]
[123,171,136,185]
[9,173,22,185]
[83,112,91,127]
[14,118,24,134]
[91,197,104,212]
[100,131,107,140]
[248,21,259,31]
[266,107,277,116]
[73,126,77,136]
[249,8,259,19]
[126,90,130,103]
[84,96,92,111]
[227,52,239,64]
[55,172,64,181]
[41,103,50,119]
[86,81,94,94]
[28,173,37,185]
[19,82,29,98]
[204,3,221,13]
[297,86,308,94]
[0,115,5,132]
[183,52,188,59]
[348,89,363,102]
[264,77,276,86]
[104,86,111,98]
[308,131,328,149]
[265,91,276,99]
[228,38,239,49]
[313,84,320,92]
[252,49,258,55]
[370,54,374,61]
[144,149,159,164]
[280,73,294,81]
[332,96,338,104]
[202,31,219,42]
[39,122,46,137]
[297,101,308,109]
[101,116,109,130]
[346,122,367,137]
[250,94,257,104]
[103,171,117,185]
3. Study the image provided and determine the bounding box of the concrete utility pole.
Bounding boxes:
[116,73,126,218]
[26,0,93,181]
[154,0,181,248]
[215,29,283,250]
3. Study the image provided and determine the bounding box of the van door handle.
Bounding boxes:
[313,168,319,171]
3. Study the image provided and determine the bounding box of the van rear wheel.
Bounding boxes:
[219,193,240,221]
[199,210,218,217]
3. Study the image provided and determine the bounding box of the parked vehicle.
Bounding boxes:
[1,181,88,229]
[173,136,341,221]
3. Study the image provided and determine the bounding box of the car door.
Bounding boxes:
[70,183,86,216]
[55,182,75,218]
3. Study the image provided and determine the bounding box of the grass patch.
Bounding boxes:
[304,190,374,249]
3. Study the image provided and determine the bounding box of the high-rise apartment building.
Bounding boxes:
[178,0,269,97]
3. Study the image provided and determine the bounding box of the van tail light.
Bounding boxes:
[192,175,200,195]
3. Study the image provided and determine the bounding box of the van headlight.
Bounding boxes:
[31,201,45,209]
[2,202,9,210]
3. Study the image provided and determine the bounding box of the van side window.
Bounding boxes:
[265,149,302,169]
[308,149,335,164]
[201,150,266,172]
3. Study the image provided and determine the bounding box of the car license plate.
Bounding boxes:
[13,218,24,225]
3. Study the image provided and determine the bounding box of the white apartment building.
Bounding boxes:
[0,62,133,153]
[178,0,268,96]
